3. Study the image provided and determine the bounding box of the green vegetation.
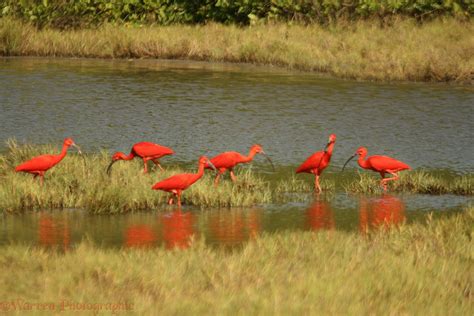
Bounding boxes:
[0,140,271,213]
[0,207,472,314]
[0,0,471,29]
[0,141,471,212]
[344,171,474,195]
[1,17,473,82]
[0,141,472,213]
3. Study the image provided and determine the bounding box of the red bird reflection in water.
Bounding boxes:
[246,209,261,239]
[124,224,157,248]
[306,199,335,231]
[161,209,195,249]
[209,209,262,246]
[38,213,70,251]
[359,195,406,234]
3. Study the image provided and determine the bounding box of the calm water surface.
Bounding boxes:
[0,57,472,249]
[0,194,469,250]
[1,57,473,171]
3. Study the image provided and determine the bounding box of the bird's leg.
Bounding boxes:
[214,173,221,186]
[381,171,399,191]
[315,175,321,194]
[152,159,164,171]
[230,169,237,182]
[214,169,225,186]
[168,196,174,205]
[40,172,45,186]
[177,191,182,207]
[143,159,149,174]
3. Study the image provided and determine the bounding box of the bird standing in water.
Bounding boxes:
[152,156,216,206]
[207,144,274,185]
[15,138,82,184]
[296,134,337,193]
[107,142,174,174]
[342,146,411,191]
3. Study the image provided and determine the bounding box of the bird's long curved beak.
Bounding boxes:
[206,159,217,172]
[342,154,357,171]
[72,143,82,155]
[324,142,330,151]
[106,160,117,175]
[261,151,275,171]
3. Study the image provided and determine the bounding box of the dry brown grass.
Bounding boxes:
[1,18,473,82]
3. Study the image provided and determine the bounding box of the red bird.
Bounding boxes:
[15,138,81,184]
[296,134,337,193]
[343,146,411,191]
[107,142,174,174]
[206,144,274,185]
[152,156,216,206]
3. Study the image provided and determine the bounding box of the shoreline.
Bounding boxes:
[0,143,472,213]
[1,18,473,83]
[3,55,472,87]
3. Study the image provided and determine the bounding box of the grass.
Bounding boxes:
[0,141,472,213]
[1,17,473,82]
[0,206,472,314]
[0,140,271,213]
[344,171,474,195]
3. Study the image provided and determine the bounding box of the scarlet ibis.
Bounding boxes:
[107,142,174,174]
[206,144,274,185]
[152,156,216,207]
[15,138,82,184]
[343,147,411,191]
[296,134,337,193]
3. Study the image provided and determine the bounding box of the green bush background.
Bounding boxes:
[1,0,472,29]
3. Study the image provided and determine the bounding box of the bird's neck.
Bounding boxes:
[124,152,136,160]
[57,144,69,162]
[357,152,370,169]
[196,163,206,177]
[243,150,257,163]
[190,163,206,184]
[326,143,335,157]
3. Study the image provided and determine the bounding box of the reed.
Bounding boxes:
[343,171,474,195]
[1,141,472,213]
[0,206,472,314]
[0,139,271,212]
[1,17,473,82]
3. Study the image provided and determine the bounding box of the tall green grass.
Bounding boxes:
[344,171,474,195]
[0,140,271,213]
[0,207,472,314]
[1,17,472,82]
[0,140,472,213]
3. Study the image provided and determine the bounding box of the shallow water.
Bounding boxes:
[0,193,469,250]
[1,58,473,172]
[0,57,472,249]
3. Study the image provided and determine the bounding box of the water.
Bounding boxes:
[1,58,473,172]
[0,57,473,249]
[0,194,469,250]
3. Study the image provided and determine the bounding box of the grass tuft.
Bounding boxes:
[0,207,472,314]
[0,18,473,82]
[1,141,472,213]
[344,171,474,195]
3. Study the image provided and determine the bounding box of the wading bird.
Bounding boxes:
[342,147,411,191]
[15,138,82,184]
[152,156,216,207]
[296,134,337,193]
[207,144,274,185]
[107,142,174,174]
